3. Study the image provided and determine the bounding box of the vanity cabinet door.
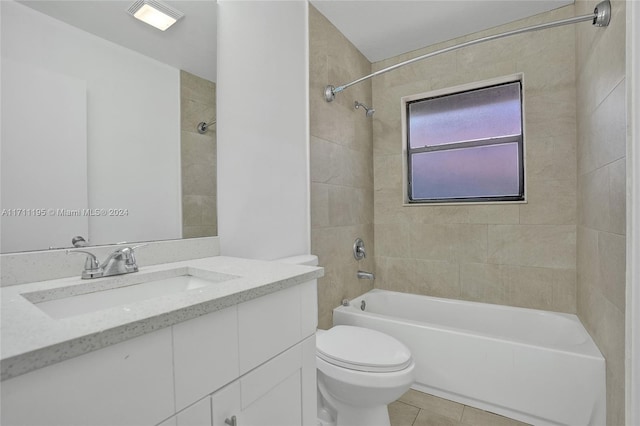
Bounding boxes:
[211,382,240,426]
[238,341,303,426]
[208,338,314,426]
[157,395,213,426]
[176,397,213,426]
[239,335,317,426]
[240,370,302,426]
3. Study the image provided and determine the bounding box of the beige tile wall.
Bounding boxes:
[310,2,627,420]
[180,70,217,238]
[309,6,375,329]
[575,0,627,424]
[372,7,578,313]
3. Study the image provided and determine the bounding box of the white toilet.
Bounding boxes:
[316,325,415,426]
[275,255,415,426]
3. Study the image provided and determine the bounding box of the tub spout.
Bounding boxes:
[357,270,375,280]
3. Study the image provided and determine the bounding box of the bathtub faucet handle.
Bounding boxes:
[353,238,366,260]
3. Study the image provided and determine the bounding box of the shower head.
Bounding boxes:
[197,119,216,134]
[71,235,88,247]
[354,101,375,117]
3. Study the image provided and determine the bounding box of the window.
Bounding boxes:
[403,78,525,203]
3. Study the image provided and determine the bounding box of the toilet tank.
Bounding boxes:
[275,255,318,266]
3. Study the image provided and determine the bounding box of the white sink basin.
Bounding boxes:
[27,271,237,319]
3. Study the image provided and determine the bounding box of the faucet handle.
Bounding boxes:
[66,249,102,279]
[66,249,99,269]
[119,244,147,268]
[353,238,366,260]
[114,242,147,249]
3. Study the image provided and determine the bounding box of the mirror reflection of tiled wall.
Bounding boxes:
[180,70,217,238]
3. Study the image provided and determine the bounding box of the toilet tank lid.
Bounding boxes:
[274,255,318,266]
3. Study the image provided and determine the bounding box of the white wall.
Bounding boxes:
[217,1,310,260]
[1,59,88,252]
[0,1,181,250]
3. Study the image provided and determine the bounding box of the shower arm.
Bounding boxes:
[324,0,611,102]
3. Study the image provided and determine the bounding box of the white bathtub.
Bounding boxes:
[333,289,605,426]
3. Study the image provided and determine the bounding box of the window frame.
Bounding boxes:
[401,74,527,205]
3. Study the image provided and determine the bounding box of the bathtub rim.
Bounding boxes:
[335,289,604,359]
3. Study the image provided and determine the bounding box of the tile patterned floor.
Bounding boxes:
[389,390,531,426]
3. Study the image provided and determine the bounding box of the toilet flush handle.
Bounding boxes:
[225,416,237,426]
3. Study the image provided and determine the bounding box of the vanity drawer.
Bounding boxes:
[1,327,174,426]
[237,280,316,374]
[172,305,239,411]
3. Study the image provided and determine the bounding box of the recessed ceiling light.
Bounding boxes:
[126,0,184,31]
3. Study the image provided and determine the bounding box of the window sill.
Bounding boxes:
[402,199,527,207]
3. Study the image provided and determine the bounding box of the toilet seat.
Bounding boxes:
[316,325,412,373]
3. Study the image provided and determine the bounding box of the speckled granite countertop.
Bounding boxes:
[1,256,323,381]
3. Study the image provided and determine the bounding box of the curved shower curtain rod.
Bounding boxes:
[324,0,611,102]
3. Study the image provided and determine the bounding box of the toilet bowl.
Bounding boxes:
[273,255,414,426]
[316,325,415,426]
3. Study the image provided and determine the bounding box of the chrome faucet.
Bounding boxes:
[354,238,374,280]
[67,244,147,279]
[357,270,375,280]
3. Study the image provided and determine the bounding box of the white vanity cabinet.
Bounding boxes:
[237,338,316,426]
[167,279,318,426]
[1,280,318,426]
[167,336,315,426]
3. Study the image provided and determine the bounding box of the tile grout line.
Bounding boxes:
[460,405,467,423]
[410,408,421,426]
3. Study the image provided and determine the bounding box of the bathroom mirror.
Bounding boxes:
[0,0,217,253]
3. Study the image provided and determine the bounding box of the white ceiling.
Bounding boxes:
[17,0,574,82]
[310,0,573,63]
[17,0,217,82]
